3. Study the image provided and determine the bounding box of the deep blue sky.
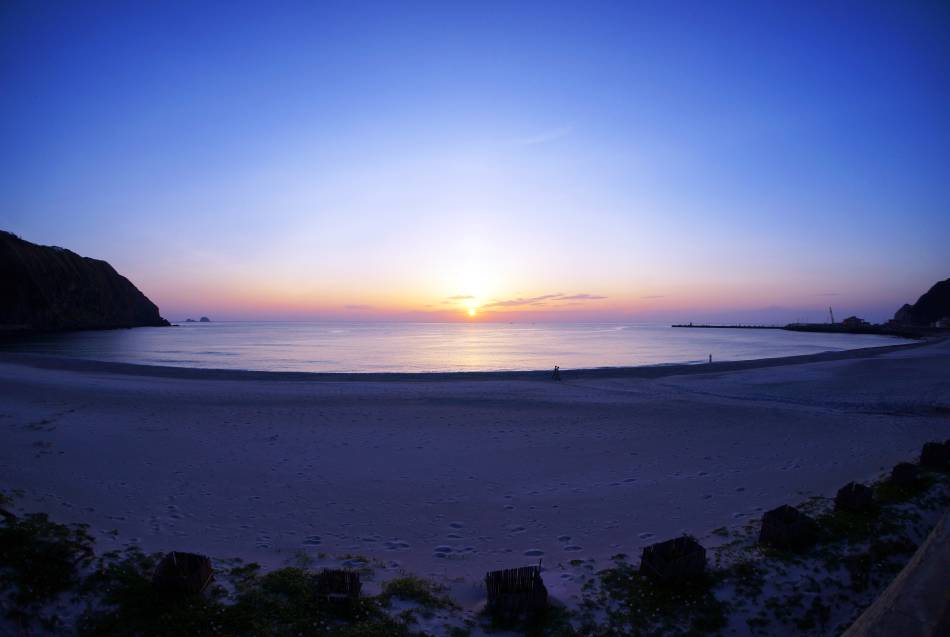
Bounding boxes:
[1,1,948,321]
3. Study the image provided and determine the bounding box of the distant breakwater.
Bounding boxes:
[671,323,783,329]
[673,322,927,338]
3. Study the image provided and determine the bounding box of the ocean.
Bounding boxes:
[0,321,911,373]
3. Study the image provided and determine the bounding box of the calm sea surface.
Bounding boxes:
[0,322,911,373]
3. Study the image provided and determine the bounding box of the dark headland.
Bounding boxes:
[674,277,950,338]
[0,230,169,333]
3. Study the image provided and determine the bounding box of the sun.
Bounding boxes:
[463,298,479,318]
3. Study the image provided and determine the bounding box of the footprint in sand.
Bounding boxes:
[638,532,654,540]
[523,549,544,557]
[303,536,322,546]
[433,545,453,558]
[557,535,571,542]
[563,545,583,552]
[448,521,464,529]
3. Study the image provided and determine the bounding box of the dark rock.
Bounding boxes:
[152,551,213,594]
[759,505,818,550]
[893,303,915,324]
[185,318,196,322]
[835,482,874,513]
[890,462,919,486]
[920,442,950,468]
[199,316,211,322]
[485,564,548,621]
[0,230,169,332]
[892,278,950,326]
[640,535,706,583]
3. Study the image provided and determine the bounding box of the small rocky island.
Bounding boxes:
[0,230,169,332]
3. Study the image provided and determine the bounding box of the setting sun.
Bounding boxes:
[468,307,476,317]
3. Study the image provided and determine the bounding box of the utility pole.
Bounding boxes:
[829,306,835,324]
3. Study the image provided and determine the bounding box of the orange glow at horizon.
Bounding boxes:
[144,270,887,324]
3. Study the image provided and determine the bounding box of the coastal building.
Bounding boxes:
[841,316,869,329]
[935,317,950,328]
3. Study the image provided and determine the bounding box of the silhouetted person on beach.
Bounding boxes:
[553,365,561,381]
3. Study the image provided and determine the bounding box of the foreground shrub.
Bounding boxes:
[0,512,94,631]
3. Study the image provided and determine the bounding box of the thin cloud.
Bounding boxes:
[511,125,573,146]
[813,292,841,297]
[484,292,606,308]
[560,293,607,301]
[484,294,563,308]
[344,304,373,310]
[640,294,668,299]
[446,295,476,300]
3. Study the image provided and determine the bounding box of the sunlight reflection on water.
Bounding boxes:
[0,322,910,373]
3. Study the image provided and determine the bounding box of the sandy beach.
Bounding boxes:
[1,338,948,607]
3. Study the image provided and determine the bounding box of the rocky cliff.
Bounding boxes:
[0,231,170,332]
[893,278,950,326]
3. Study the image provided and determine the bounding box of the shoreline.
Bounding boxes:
[0,335,931,382]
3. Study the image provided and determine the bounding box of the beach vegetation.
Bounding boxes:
[0,512,94,632]
[579,564,727,636]
[1,467,948,636]
[76,548,227,637]
[483,601,575,637]
[875,473,932,503]
[381,575,458,611]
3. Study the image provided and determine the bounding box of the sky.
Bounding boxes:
[1,1,948,323]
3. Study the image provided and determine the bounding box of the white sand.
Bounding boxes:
[1,338,948,606]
